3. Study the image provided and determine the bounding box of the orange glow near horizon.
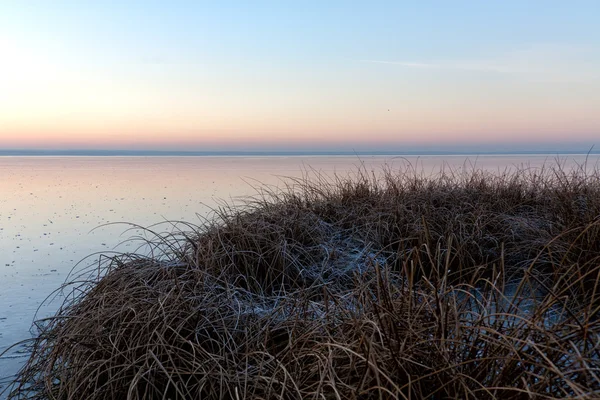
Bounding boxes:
[2,107,599,150]
[3,65,599,151]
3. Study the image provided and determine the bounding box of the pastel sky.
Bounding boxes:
[1,1,599,152]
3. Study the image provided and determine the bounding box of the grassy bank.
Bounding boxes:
[4,162,600,399]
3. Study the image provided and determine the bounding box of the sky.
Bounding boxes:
[1,1,599,152]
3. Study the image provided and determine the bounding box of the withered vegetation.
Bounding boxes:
[4,161,600,399]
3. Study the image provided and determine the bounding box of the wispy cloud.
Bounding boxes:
[362,59,513,73]
[362,45,600,83]
[363,60,440,68]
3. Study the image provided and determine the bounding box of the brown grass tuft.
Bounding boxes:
[3,162,600,399]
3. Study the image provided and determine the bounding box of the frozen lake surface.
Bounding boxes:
[1,154,598,392]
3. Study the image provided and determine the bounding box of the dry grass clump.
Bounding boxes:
[3,162,600,399]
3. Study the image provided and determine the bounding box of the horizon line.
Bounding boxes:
[1,148,599,157]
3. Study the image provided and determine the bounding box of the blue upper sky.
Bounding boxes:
[1,1,599,152]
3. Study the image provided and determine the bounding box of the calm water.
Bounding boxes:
[1,154,598,386]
